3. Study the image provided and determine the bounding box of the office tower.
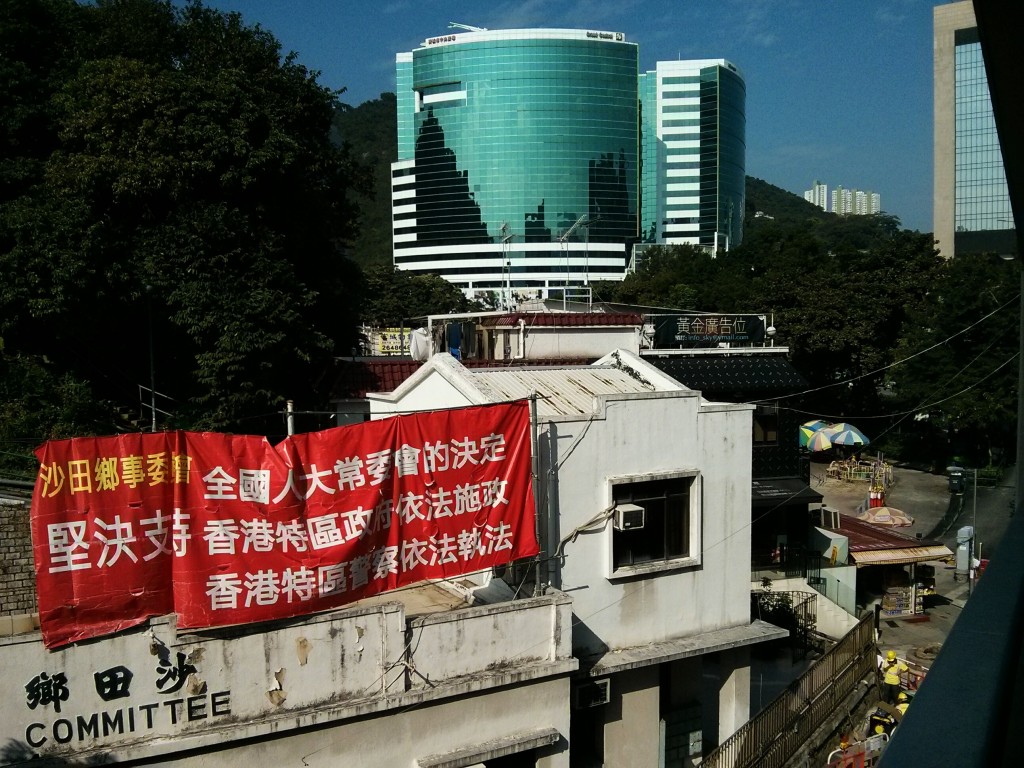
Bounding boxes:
[391,28,639,299]
[934,1,1015,257]
[638,59,746,251]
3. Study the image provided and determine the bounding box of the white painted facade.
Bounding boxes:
[484,321,641,361]
[368,351,787,765]
[2,576,575,766]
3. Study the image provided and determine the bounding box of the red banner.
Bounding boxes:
[31,402,537,649]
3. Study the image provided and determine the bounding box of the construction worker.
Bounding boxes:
[896,691,910,717]
[879,650,908,704]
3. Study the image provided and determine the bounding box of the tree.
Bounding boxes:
[333,93,397,268]
[887,253,1019,467]
[0,0,366,433]
[738,216,942,421]
[359,266,480,327]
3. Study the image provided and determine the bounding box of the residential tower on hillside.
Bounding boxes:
[803,181,881,216]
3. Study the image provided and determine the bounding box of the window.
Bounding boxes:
[608,472,699,577]
[752,404,778,445]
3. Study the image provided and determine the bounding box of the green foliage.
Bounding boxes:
[886,253,1019,466]
[594,243,756,312]
[743,220,943,419]
[0,0,364,434]
[753,579,797,630]
[333,93,395,268]
[744,176,831,232]
[0,353,112,478]
[359,266,481,326]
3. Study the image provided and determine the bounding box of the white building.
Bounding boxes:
[804,180,829,210]
[2,565,576,767]
[804,182,881,216]
[368,351,786,766]
[638,59,746,252]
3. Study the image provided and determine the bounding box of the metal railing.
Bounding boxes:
[751,590,818,662]
[703,614,876,768]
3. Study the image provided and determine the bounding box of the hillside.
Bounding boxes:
[743,176,833,230]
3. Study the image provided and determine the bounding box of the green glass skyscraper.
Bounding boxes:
[391,29,746,298]
[391,28,639,300]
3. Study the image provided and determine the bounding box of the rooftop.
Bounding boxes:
[644,353,808,396]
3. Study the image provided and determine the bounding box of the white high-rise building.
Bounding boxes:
[803,180,828,209]
[805,181,880,216]
[638,59,746,252]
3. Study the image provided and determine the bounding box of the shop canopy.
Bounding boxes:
[850,546,953,567]
[832,514,953,568]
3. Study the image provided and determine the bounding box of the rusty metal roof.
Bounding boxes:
[849,546,954,567]
[832,514,953,567]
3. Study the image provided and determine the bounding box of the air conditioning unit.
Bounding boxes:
[574,678,611,708]
[614,503,645,531]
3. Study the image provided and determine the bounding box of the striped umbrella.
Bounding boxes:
[805,429,833,452]
[799,419,830,448]
[824,422,870,446]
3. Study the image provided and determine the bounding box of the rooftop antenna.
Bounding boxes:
[448,22,487,32]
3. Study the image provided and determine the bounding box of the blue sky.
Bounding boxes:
[202,0,938,233]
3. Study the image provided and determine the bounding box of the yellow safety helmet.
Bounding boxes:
[898,692,908,702]
[886,650,896,661]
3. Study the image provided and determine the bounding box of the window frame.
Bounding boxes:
[606,469,701,579]
[752,403,779,446]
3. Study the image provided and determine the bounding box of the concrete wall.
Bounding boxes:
[170,677,571,768]
[408,593,573,687]
[516,326,640,359]
[1,592,574,765]
[550,393,753,653]
[603,665,661,768]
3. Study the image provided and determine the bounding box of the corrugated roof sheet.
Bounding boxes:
[836,514,939,551]
[330,357,598,399]
[829,514,953,566]
[463,364,679,419]
[850,546,954,566]
[645,354,808,395]
[483,312,643,329]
